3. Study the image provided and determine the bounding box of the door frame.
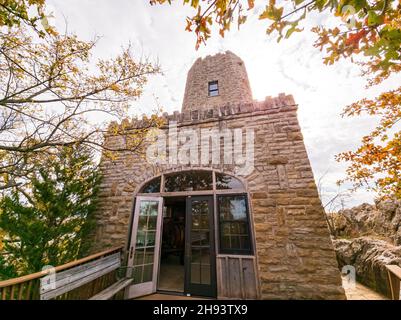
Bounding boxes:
[125,196,163,299]
[184,195,217,297]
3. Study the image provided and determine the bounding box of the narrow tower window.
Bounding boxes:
[208,80,219,97]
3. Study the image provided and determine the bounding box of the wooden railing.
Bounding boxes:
[0,246,124,300]
[386,264,401,300]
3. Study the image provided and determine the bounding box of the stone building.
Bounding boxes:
[93,51,345,299]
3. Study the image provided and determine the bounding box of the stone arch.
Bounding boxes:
[133,168,248,195]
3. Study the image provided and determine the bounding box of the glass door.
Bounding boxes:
[125,196,163,299]
[185,196,217,297]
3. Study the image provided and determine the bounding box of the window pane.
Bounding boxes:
[136,231,146,248]
[139,201,158,216]
[144,247,154,264]
[191,249,201,263]
[201,265,211,285]
[219,195,247,221]
[133,266,143,284]
[201,248,210,264]
[238,222,247,234]
[191,263,201,284]
[148,216,157,230]
[240,236,250,250]
[142,264,153,282]
[221,222,230,235]
[209,83,218,90]
[140,177,161,193]
[230,236,240,249]
[216,173,244,190]
[164,171,212,192]
[218,195,252,254]
[208,81,219,96]
[200,215,209,229]
[146,231,156,246]
[138,216,148,231]
[191,231,201,246]
[221,235,230,249]
[134,249,144,266]
[209,90,218,97]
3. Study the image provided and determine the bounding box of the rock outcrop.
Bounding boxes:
[330,199,401,298]
[330,199,401,245]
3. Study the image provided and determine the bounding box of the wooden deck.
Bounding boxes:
[138,279,389,300]
[342,277,388,300]
[137,293,207,300]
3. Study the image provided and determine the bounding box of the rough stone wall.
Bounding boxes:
[182,51,252,112]
[93,94,345,299]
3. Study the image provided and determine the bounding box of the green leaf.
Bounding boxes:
[259,5,283,21]
[364,45,381,56]
[367,10,382,26]
[190,0,199,8]
[285,24,303,38]
[315,0,329,10]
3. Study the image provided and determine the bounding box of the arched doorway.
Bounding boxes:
[125,170,252,299]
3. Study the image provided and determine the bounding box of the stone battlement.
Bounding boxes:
[109,93,296,131]
[190,50,237,65]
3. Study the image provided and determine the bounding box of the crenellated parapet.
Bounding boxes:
[108,93,297,132]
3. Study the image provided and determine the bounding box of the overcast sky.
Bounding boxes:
[47,0,400,208]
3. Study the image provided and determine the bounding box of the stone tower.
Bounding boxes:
[182,51,252,112]
[94,51,346,300]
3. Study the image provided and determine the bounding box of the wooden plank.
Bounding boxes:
[387,270,395,300]
[10,285,15,300]
[216,257,226,298]
[51,258,120,291]
[40,261,120,300]
[242,258,258,299]
[228,257,242,298]
[0,246,123,288]
[239,258,245,299]
[40,258,120,297]
[17,283,24,300]
[89,278,133,300]
[387,270,400,300]
[252,257,261,299]
[25,281,33,300]
[41,253,120,287]
[217,255,259,299]
[40,257,119,296]
[386,265,401,300]
[386,265,401,279]
[40,258,120,299]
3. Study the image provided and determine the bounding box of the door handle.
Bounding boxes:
[129,247,134,259]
